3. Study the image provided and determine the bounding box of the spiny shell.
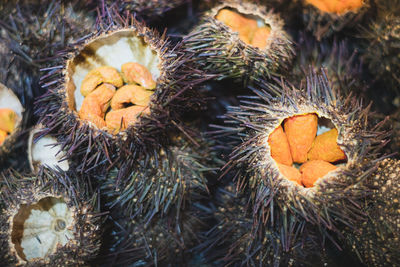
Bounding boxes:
[35,6,209,174]
[214,70,387,251]
[183,0,294,83]
[0,168,102,266]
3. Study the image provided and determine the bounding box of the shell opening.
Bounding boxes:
[11,197,74,262]
[267,113,347,188]
[66,29,160,134]
[0,83,24,145]
[215,8,271,49]
[305,0,364,15]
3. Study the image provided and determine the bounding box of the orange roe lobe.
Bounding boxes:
[121,62,156,90]
[81,66,123,96]
[307,128,347,162]
[111,85,152,110]
[277,163,302,186]
[251,27,271,49]
[215,9,271,49]
[215,9,257,42]
[105,106,150,132]
[305,0,363,15]
[284,114,318,163]
[300,160,337,187]
[78,83,116,128]
[268,125,293,165]
[0,129,7,145]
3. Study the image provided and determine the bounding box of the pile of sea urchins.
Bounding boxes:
[0,0,399,266]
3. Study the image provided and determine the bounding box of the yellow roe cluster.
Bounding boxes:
[216,9,271,49]
[78,63,156,133]
[267,113,347,187]
[0,109,18,145]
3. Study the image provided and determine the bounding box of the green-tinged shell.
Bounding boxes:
[301,0,371,40]
[35,6,210,173]
[0,168,102,266]
[0,0,96,97]
[360,14,400,92]
[213,70,388,248]
[98,207,203,266]
[183,0,294,83]
[292,32,366,97]
[102,133,220,221]
[196,184,325,266]
[343,158,400,266]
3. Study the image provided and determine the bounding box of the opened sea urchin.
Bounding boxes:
[216,70,387,251]
[301,0,370,40]
[36,7,206,172]
[0,169,102,266]
[184,0,294,83]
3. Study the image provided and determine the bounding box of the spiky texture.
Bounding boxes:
[102,133,220,222]
[360,14,400,92]
[183,0,294,84]
[98,206,203,266]
[0,0,96,97]
[292,32,366,97]
[0,168,102,266]
[35,6,210,174]
[343,158,400,266]
[107,0,189,21]
[301,0,371,40]
[196,184,325,266]
[213,70,388,250]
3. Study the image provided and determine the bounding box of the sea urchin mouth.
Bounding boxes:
[305,0,364,15]
[66,29,161,134]
[266,113,347,187]
[11,197,74,262]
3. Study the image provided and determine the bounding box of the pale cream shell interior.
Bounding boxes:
[28,128,69,173]
[66,29,161,111]
[11,197,74,262]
